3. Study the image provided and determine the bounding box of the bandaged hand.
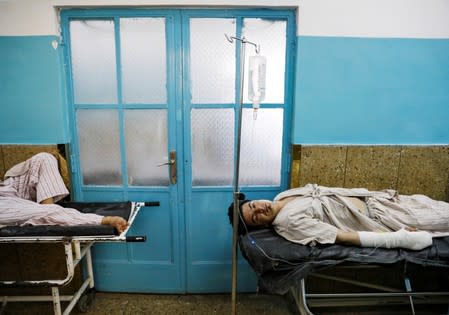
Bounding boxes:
[358,228,433,250]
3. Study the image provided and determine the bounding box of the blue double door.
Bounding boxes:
[62,8,295,293]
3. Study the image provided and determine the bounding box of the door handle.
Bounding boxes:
[157,160,175,167]
[169,151,177,184]
[157,151,177,185]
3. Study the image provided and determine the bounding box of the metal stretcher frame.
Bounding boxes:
[290,266,449,315]
[0,201,147,315]
[238,229,449,315]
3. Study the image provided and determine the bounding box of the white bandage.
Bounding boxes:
[358,229,433,251]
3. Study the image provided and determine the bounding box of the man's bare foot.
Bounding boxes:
[102,216,129,233]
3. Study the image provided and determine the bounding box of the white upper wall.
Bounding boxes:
[298,0,449,38]
[1,0,449,38]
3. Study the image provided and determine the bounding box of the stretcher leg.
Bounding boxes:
[299,278,315,315]
[1,297,6,315]
[51,287,62,315]
[404,276,415,315]
[68,275,92,314]
[86,246,95,288]
[289,278,314,315]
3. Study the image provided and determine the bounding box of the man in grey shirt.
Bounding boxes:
[229,184,449,250]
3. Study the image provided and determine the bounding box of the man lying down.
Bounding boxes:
[0,152,128,233]
[229,184,449,250]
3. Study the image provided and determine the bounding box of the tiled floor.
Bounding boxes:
[2,292,448,315]
[1,293,292,315]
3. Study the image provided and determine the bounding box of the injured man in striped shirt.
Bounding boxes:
[0,152,128,233]
[228,184,449,250]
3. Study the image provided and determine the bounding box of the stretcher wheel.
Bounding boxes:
[77,288,96,313]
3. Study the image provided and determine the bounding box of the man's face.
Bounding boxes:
[241,200,275,226]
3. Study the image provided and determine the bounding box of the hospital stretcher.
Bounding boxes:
[239,228,449,315]
[0,201,158,315]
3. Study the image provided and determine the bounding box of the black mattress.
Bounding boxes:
[239,228,449,294]
[0,202,132,237]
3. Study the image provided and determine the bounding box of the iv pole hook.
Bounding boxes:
[225,34,260,54]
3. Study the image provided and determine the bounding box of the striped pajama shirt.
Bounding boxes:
[0,153,103,227]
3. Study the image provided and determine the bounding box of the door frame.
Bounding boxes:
[60,7,296,293]
[180,9,296,292]
[60,9,187,292]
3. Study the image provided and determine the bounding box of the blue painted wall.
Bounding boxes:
[294,36,449,144]
[0,36,68,144]
[1,35,448,145]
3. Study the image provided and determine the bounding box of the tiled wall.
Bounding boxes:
[290,144,449,298]
[290,145,449,201]
[0,144,70,190]
[0,145,60,177]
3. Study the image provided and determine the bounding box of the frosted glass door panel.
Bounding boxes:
[191,109,234,185]
[240,109,283,185]
[77,110,122,185]
[120,18,167,104]
[242,19,286,104]
[190,18,236,104]
[124,110,169,186]
[70,20,117,104]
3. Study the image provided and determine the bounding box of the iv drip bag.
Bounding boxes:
[248,55,266,111]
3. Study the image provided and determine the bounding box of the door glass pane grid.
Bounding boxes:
[240,108,283,185]
[124,109,169,186]
[191,109,234,185]
[70,20,118,104]
[190,18,236,104]
[120,18,167,104]
[242,18,286,104]
[76,109,122,185]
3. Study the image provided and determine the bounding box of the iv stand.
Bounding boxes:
[225,34,260,315]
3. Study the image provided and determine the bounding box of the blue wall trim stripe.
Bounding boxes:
[1,35,448,145]
[294,36,449,144]
[0,35,68,144]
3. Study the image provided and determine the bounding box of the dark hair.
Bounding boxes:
[228,193,260,236]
